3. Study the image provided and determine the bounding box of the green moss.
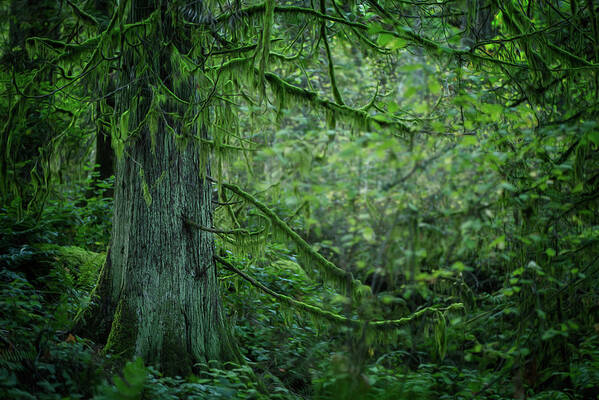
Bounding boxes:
[104,300,138,360]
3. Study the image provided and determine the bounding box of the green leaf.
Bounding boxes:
[489,235,506,250]
[377,33,394,47]
[461,135,477,146]
[428,77,441,95]
[587,130,599,147]
[362,226,375,242]
[367,23,383,35]
[376,33,406,50]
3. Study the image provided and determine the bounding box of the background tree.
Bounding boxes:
[1,0,62,217]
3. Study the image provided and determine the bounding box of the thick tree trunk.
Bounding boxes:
[76,0,237,375]
[104,124,231,375]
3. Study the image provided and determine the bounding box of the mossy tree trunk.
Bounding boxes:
[77,0,237,375]
[104,120,231,375]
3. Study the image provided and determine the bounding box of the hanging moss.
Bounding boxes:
[256,0,274,99]
[112,109,129,160]
[147,89,160,156]
[139,167,152,207]
[434,311,448,360]
[185,214,269,258]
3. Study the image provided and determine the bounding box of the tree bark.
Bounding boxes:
[76,0,237,375]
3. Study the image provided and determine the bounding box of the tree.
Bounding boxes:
[76,0,239,375]
[89,0,116,197]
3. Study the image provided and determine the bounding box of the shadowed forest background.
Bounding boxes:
[1,0,599,399]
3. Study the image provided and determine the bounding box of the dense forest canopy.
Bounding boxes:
[1,0,598,399]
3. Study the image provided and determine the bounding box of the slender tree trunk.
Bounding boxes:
[91,107,115,196]
[90,0,114,197]
[76,0,237,375]
[463,0,497,48]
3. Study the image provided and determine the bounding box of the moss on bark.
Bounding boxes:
[104,300,138,359]
[72,247,118,343]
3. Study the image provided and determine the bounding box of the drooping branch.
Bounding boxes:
[215,255,464,330]
[215,254,353,324]
[264,72,411,134]
[210,56,411,134]
[217,180,370,298]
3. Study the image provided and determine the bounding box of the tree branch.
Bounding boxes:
[215,255,463,329]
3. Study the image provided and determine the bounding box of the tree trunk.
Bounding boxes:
[89,0,115,197]
[76,0,237,375]
[104,122,232,375]
[90,106,115,197]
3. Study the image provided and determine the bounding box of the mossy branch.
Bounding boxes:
[216,4,366,30]
[215,255,352,324]
[211,57,410,133]
[264,72,411,133]
[215,255,463,330]
[218,181,370,297]
[79,0,127,75]
[66,0,99,26]
[214,1,537,70]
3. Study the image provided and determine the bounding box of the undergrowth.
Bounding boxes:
[1,176,598,399]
